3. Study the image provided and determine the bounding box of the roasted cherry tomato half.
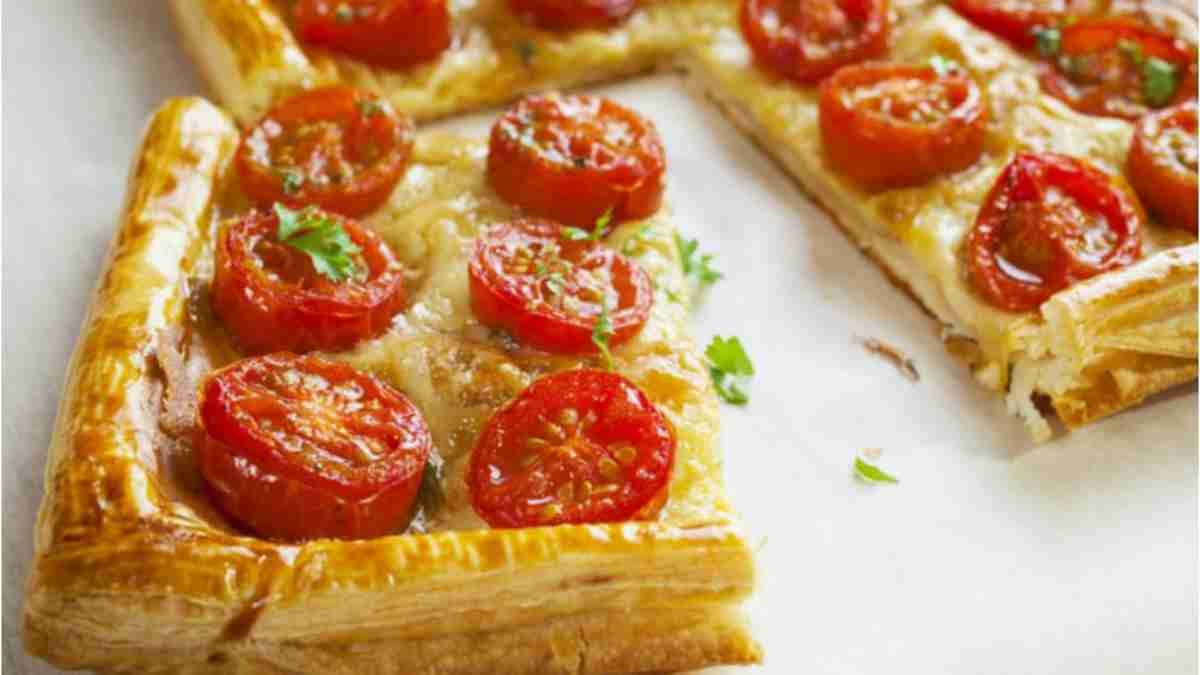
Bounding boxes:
[740,0,889,83]
[236,86,415,218]
[211,207,406,354]
[467,368,675,528]
[819,62,989,189]
[951,0,1098,49]
[1038,18,1198,120]
[487,94,666,228]
[293,0,451,69]
[966,152,1143,312]
[198,352,432,541]
[507,0,638,31]
[469,218,654,354]
[1127,101,1198,233]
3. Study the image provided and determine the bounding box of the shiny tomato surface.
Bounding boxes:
[739,0,889,83]
[819,62,988,188]
[1127,101,1198,233]
[487,94,666,228]
[508,0,638,30]
[198,353,432,541]
[967,152,1143,312]
[951,0,1098,48]
[293,0,451,69]
[468,369,675,528]
[469,219,653,354]
[211,208,406,354]
[236,86,414,217]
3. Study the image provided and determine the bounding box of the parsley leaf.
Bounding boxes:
[674,232,723,285]
[623,224,654,255]
[592,301,615,370]
[1118,39,1146,66]
[356,99,386,117]
[1032,26,1061,58]
[853,457,899,484]
[705,336,753,405]
[273,203,362,282]
[1143,57,1178,107]
[562,208,613,242]
[278,170,304,195]
[928,54,959,76]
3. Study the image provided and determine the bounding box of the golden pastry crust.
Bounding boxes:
[22,97,759,673]
[683,4,1198,440]
[167,0,714,124]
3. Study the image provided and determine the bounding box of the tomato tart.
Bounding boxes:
[22,98,758,673]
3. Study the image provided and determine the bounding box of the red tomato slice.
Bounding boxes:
[469,219,653,354]
[818,62,989,188]
[967,152,1144,312]
[211,208,406,354]
[951,0,1098,49]
[740,0,889,83]
[1127,101,1198,233]
[293,0,451,69]
[487,94,666,229]
[236,86,415,218]
[507,0,638,30]
[1039,18,1198,120]
[198,353,432,541]
[467,369,675,528]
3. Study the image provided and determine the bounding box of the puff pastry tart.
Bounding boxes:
[23,94,760,673]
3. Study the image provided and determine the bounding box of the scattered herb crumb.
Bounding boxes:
[858,336,919,382]
[854,456,899,484]
[706,335,754,405]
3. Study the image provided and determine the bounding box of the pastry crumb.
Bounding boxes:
[857,336,920,382]
[861,447,883,460]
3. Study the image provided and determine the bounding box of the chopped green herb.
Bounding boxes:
[356,99,386,117]
[1142,57,1178,107]
[279,170,304,195]
[562,208,613,242]
[592,301,615,370]
[1032,26,1061,58]
[273,203,362,282]
[335,2,354,23]
[1117,39,1146,66]
[674,232,723,285]
[928,54,959,76]
[622,224,654,255]
[665,287,685,304]
[705,336,753,405]
[517,41,537,66]
[853,457,899,484]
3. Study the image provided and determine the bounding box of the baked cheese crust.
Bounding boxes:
[684,3,1198,440]
[22,97,760,674]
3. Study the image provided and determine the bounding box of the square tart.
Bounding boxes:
[22,97,759,674]
[683,2,1199,440]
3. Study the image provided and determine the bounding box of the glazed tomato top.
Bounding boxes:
[211,206,407,354]
[487,94,666,228]
[468,219,654,354]
[1127,101,1199,233]
[1038,18,1198,120]
[739,0,889,83]
[507,0,638,31]
[293,0,451,69]
[818,62,988,188]
[951,0,1099,48]
[199,353,432,499]
[467,368,675,528]
[236,86,415,218]
[966,152,1143,312]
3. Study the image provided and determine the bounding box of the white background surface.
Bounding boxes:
[3,3,1197,674]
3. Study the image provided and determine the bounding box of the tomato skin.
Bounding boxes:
[1127,101,1198,233]
[1038,18,1198,120]
[197,353,432,541]
[951,0,1094,49]
[507,0,638,30]
[469,219,654,354]
[211,209,406,354]
[293,0,451,69]
[819,62,988,189]
[967,152,1144,312]
[467,369,675,528]
[739,0,889,83]
[487,94,666,228]
[236,86,415,218]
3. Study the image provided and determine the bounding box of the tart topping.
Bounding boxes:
[487,93,666,228]
[197,353,432,541]
[818,62,989,189]
[469,218,654,355]
[293,0,451,69]
[966,152,1143,312]
[236,86,414,217]
[739,0,889,83]
[507,0,639,31]
[950,0,1098,49]
[467,369,675,527]
[1126,101,1198,233]
[212,205,406,354]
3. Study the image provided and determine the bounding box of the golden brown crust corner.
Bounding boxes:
[23,97,758,673]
